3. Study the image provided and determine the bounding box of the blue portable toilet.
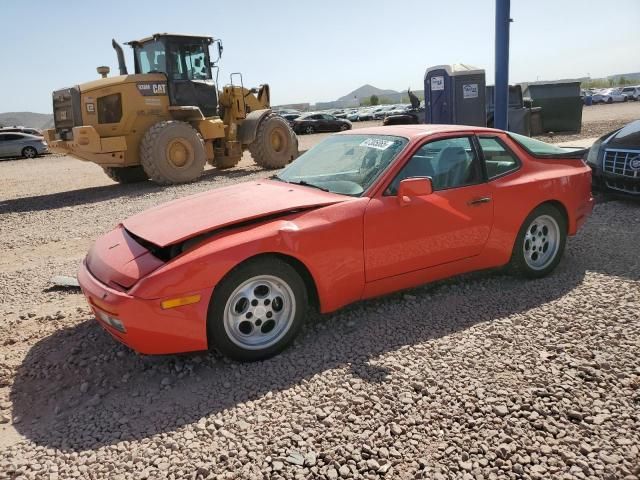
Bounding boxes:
[424,64,486,126]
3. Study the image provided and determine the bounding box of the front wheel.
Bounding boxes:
[208,257,308,361]
[509,204,567,278]
[339,123,350,131]
[248,113,298,169]
[103,166,149,183]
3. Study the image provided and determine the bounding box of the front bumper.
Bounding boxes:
[591,164,640,196]
[78,260,212,355]
[43,126,127,166]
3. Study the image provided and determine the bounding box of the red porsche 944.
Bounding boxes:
[79,125,593,361]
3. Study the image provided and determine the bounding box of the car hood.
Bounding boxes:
[605,120,640,148]
[123,179,350,247]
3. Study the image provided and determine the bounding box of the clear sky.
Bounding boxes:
[1,0,638,113]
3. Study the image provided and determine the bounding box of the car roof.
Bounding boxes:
[340,124,504,140]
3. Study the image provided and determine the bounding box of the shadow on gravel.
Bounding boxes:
[0,167,261,214]
[10,202,639,451]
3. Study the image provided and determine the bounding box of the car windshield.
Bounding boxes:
[276,134,409,196]
[509,132,570,156]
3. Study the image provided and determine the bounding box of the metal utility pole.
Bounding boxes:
[494,0,511,131]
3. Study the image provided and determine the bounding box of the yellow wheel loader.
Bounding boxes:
[43,33,298,184]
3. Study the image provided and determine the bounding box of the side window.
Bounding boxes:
[387,137,480,194]
[182,44,210,80]
[479,136,519,179]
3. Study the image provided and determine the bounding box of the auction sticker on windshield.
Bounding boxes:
[360,138,395,150]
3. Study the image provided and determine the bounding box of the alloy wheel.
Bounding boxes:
[523,214,560,271]
[223,275,296,350]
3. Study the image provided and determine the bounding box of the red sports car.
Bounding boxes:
[79,125,593,361]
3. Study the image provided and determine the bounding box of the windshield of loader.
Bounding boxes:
[136,40,167,74]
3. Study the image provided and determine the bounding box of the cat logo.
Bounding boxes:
[137,82,168,96]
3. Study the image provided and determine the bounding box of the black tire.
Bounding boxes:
[140,121,206,185]
[508,204,567,279]
[215,156,241,170]
[607,97,613,104]
[304,125,315,134]
[102,166,149,184]
[248,113,298,169]
[22,147,37,159]
[339,123,350,131]
[208,257,308,361]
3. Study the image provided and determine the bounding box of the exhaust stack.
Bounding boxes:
[112,39,128,75]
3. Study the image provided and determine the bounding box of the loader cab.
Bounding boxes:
[127,34,219,117]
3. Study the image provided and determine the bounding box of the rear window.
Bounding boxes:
[508,132,571,157]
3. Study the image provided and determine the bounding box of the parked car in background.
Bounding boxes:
[598,88,629,104]
[373,106,396,120]
[291,113,352,134]
[357,109,374,121]
[0,126,43,136]
[347,111,361,122]
[280,113,301,126]
[78,125,593,360]
[0,132,48,159]
[586,119,640,196]
[620,86,639,101]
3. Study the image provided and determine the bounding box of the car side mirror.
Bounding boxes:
[397,177,433,206]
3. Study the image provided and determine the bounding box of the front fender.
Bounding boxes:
[237,109,271,145]
[130,199,369,313]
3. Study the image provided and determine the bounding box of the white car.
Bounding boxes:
[599,88,629,104]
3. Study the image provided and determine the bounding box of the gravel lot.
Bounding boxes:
[0,102,639,479]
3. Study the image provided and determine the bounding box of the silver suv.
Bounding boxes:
[0,132,48,159]
[620,86,639,101]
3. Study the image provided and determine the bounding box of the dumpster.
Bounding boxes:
[486,85,530,135]
[521,81,583,132]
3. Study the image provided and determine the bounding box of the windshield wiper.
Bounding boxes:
[287,180,330,192]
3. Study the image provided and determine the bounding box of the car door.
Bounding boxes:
[320,114,333,131]
[2,134,22,157]
[363,135,494,282]
[0,134,8,157]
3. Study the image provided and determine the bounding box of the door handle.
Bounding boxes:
[468,197,492,206]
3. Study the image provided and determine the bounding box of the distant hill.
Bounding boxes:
[337,84,399,102]
[0,112,54,130]
[606,72,640,82]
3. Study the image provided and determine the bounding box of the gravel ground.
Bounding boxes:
[0,104,639,479]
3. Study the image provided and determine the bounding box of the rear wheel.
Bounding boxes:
[140,121,206,185]
[208,257,307,361]
[509,204,567,278]
[249,113,298,169]
[103,166,148,184]
[304,125,315,134]
[215,156,241,170]
[22,147,37,159]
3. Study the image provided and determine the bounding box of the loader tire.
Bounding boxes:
[140,121,206,185]
[248,113,298,169]
[103,166,149,184]
[215,156,241,170]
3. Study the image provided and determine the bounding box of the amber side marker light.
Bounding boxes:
[161,294,201,310]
